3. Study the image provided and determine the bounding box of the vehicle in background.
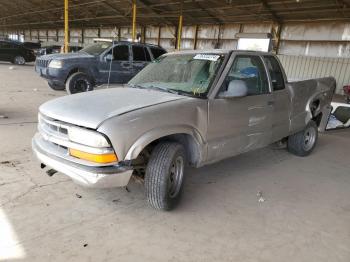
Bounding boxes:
[326,102,350,129]
[22,41,42,54]
[32,50,335,210]
[343,85,350,104]
[34,40,166,93]
[37,45,83,56]
[0,40,36,65]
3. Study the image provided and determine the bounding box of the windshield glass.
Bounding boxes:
[80,42,112,55]
[128,53,225,97]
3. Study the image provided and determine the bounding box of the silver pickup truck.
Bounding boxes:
[32,50,335,210]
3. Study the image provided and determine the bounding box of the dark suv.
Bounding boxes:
[35,40,166,94]
[0,40,36,65]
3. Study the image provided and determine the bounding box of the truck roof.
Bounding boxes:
[166,49,274,56]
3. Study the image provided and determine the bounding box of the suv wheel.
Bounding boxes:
[48,82,65,91]
[13,56,26,65]
[145,142,186,211]
[287,120,318,157]
[66,72,94,95]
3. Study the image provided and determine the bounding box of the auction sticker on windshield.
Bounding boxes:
[193,54,220,61]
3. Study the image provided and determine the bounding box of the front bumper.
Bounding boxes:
[35,65,67,87]
[32,133,133,188]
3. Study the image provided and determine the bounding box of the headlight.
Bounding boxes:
[68,127,111,148]
[68,127,118,164]
[48,60,63,69]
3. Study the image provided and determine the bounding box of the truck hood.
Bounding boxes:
[39,87,186,129]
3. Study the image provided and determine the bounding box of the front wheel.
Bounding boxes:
[13,56,26,65]
[66,72,94,95]
[48,81,65,91]
[145,142,186,211]
[287,121,318,157]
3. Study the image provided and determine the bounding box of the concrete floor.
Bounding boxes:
[0,62,349,262]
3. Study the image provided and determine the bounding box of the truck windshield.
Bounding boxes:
[80,42,112,56]
[128,53,225,97]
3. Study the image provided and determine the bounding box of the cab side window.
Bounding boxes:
[222,55,269,96]
[263,56,285,91]
[112,45,129,61]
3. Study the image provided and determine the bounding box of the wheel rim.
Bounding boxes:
[168,156,184,198]
[15,56,25,65]
[303,126,316,151]
[73,78,90,93]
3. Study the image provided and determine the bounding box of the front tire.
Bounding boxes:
[66,72,94,95]
[48,82,65,91]
[287,121,318,157]
[13,56,26,65]
[145,142,186,211]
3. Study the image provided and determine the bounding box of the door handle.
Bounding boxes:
[267,101,274,106]
[120,62,131,68]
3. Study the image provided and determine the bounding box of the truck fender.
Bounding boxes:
[124,125,206,165]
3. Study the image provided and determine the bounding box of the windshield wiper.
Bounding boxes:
[128,84,205,98]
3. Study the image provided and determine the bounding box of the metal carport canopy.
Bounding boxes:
[0,0,350,29]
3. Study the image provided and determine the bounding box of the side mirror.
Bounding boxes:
[105,54,113,61]
[218,80,248,98]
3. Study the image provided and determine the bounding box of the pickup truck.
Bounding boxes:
[34,40,166,94]
[32,50,335,210]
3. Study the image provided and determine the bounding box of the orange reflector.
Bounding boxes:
[69,149,118,164]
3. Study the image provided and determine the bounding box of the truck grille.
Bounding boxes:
[36,58,51,68]
[38,114,70,144]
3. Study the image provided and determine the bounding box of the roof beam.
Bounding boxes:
[259,0,281,22]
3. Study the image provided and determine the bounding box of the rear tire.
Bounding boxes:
[13,56,26,65]
[145,142,186,211]
[48,82,65,91]
[66,72,94,95]
[287,121,318,157]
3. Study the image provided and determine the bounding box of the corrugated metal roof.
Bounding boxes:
[1,0,350,29]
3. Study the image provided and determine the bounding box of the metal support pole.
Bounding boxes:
[193,25,199,50]
[176,15,183,50]
[274,24,282,54]
[157,26,161,46]
[64,0,69,53]
[132,0,137,42]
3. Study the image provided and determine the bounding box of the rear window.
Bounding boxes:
[263,56,285,91]
[150,47,166,59]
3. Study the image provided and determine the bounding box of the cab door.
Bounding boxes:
[263,55,290,142]
[100,44,134,84]
[207,54,273,162]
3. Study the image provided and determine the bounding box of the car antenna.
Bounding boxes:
[106,40,115,89]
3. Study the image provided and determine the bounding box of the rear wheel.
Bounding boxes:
[287,121,318,157]
[145,142,186,211]
[66,72,94,95]
[13,56,26,65]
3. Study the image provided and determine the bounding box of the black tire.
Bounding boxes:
[66,72,94,95]
[13,56,26,65]
[48,82,65,91]
[287,121,318,157]
[145,142,186,211]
